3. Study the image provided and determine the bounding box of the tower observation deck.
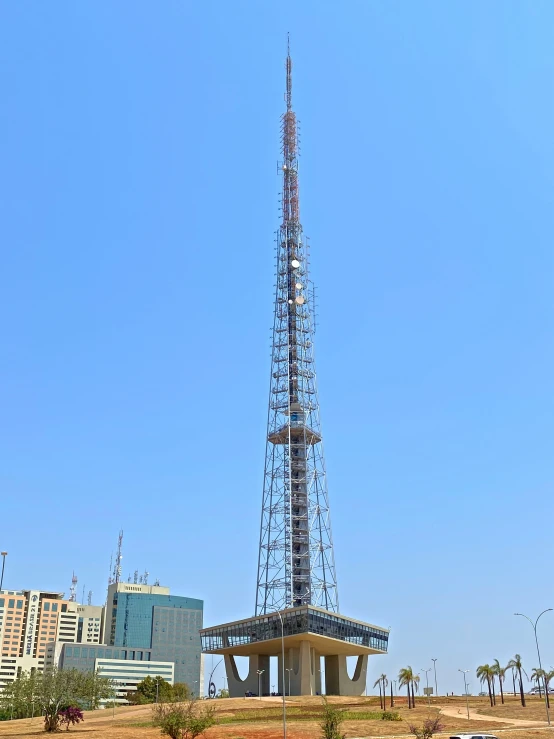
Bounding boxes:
[256,39,338,617]
[200,40,389,697]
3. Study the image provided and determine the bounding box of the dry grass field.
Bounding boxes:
[0,695,551,739]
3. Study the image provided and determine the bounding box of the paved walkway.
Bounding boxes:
[439,702,547,727]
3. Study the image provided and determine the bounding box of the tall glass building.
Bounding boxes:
[105,583,203,691]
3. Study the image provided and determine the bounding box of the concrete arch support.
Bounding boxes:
[224,654,270,698]
[325,654,367,696]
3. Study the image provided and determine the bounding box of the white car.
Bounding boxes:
[449,735,498,739]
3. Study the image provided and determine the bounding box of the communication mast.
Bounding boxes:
[255,37,338,615]
[87,590,93,606]
[113,530,123,584]
[69,572,78,602]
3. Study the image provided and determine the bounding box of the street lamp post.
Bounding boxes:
[0,552,7,591]
[431,658,438,697]
[256,669,264,701]
[276,611,287,739]
[515,609,552,726]
[285,668,292,697]
[459,670,470,721]
[421,668,431,707]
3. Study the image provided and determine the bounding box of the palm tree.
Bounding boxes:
[507,654,526,707]
[492,659,506,705]
[373,675,386,710]
[544,669,554,709]
[412,674,420,707]
[476,664,494,707]
[531,668,544,699]
[398,666,414,709]
[381,674,389,710]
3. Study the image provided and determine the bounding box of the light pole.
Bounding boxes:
[431,658,438,697]
[0,552,7,591]
[459,670,470,721]
[256,669,264,701]
[285,668,292,697]
[156,676,160,704]
[421,668,431,707]
[276,611,287,739]
[515,609,552,726]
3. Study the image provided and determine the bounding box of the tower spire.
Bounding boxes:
[255,39,339,616]
[286,33,292,112]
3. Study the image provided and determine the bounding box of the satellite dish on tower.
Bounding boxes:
[291,259,300,268]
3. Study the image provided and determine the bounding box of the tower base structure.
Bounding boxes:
[200,606,388,697]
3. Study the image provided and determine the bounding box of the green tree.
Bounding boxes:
[0,668,112,726]
[398,666,415,709]
[153,698,216,739]
[129,675,173,705]
[172,683,191,702]
[507,654,526,707]
[476,664,494,707]
[492,660,506,705]
[216,688,229,699]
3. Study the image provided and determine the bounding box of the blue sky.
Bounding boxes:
[1,0,553,695]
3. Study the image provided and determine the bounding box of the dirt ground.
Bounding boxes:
[0,695,551,739]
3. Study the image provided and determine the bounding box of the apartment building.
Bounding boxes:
[0,590,104,687]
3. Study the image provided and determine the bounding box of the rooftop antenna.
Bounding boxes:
[69,572,78,602]
[133,569,139,584]
[87,590,93,606]
[112,530,123,585]
[143,570,149,585]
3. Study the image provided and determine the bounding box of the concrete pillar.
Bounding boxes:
[324,654,368,696]
[224,654,270,698]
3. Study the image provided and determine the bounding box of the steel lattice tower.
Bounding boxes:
[256,40,338,616]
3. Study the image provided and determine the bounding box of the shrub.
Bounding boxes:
[381,711,401,721]
[408,716,444,738]
[58,706,84,731]
[320,699,346,739]
[153,699,216,739]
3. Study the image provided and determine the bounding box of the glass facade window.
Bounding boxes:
[66,647,72,657]
[8,600,14,608]
[52,604,58,612]
[44,603,50,611]
[16,600,23,609]
[201,608,388,654]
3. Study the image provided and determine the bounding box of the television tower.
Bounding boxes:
[256,37,338,615]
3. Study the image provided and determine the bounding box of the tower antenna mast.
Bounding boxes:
[255,38,338,615]
[113,530,123,585]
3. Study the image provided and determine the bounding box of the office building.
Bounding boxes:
[45,642,173,703]
[104,582,203,692]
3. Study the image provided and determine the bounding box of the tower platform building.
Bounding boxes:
[201,607,388,697]
[202,41,389,696]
